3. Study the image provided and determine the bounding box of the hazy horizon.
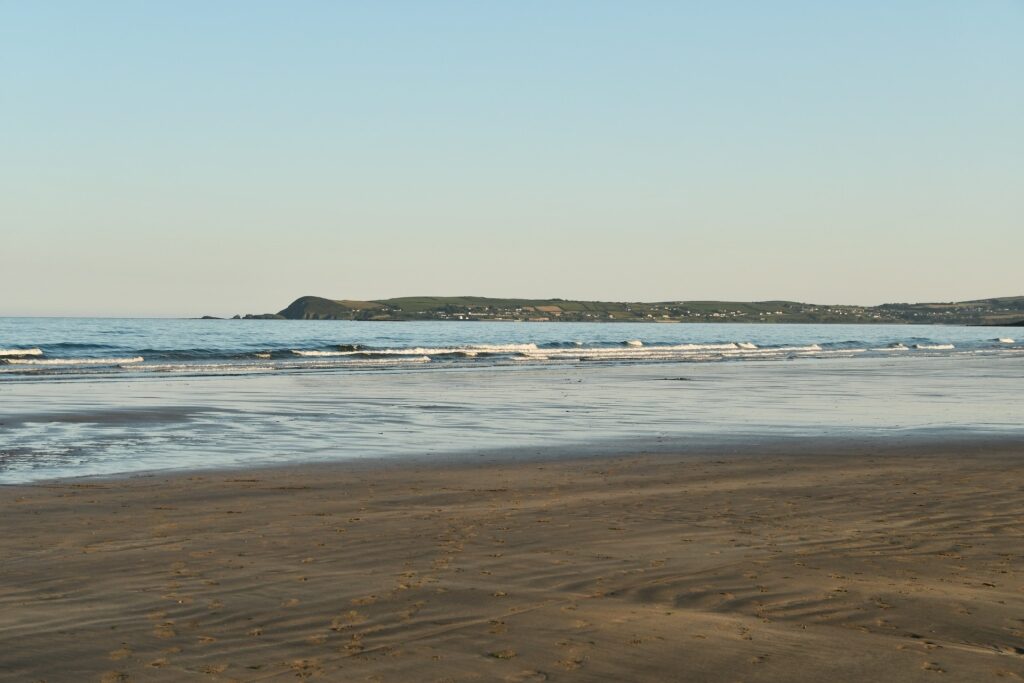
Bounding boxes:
[3,2,1022,317]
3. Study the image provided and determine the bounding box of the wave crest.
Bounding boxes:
[5,356,144,366]
[0,348,43,357]
[293,343,539,357]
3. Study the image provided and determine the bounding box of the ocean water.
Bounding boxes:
[1,319,1022,483]
[1,318,1021,377]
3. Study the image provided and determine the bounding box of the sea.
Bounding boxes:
[1,318,1022,484]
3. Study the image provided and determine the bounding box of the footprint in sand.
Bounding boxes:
[351,595,378,606]
[290,658,324,678]
[153,622,176,639]
[161,592,193,605]
[505,671,548,682]
[402,601,426,621]
[330,610,365,631]
[556,655,585,671]
[345,633,365,654]
[100,672,128,683]
[555,641,590,671]
[200,663,228,674]
[108,645,132,661]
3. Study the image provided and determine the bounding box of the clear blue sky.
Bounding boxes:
[2,1,1021,316]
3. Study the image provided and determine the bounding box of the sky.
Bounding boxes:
[2,2,1022,317]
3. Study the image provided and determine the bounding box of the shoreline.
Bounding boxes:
[5,429,1024,488]
[2,441,1023,681]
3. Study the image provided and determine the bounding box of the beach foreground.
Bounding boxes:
[2,447,1022,682]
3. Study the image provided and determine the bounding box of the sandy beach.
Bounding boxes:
[6,1,1022,680]
[1,445,1022,682]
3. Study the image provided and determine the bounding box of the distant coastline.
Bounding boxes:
[220,295,1024,326]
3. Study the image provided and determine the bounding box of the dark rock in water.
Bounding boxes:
[231,314,241,319]
[200,315,223,320]
[243,313,286,320]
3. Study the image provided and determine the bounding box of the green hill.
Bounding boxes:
[234,295,1024,325]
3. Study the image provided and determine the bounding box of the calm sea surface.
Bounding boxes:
[1,319,1021,483]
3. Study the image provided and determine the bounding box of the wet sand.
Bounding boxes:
[1,446,1023,682]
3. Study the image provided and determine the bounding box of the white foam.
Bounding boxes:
[0,348,43,357]
[301,356,432,366]
[625,340,643,347]
[5,356,144,366]
[512,342,821,362]
[530,342,750,358]
[140,363,275,373]
[913,344,955,350]
[997,338,1015,344]
[737,342,758,350]
[293,343,538,357]
[793,348,867,356]
[139,355,433,372]
[292,350,347,357]
[254,352,272,358]
[665,342,749,351]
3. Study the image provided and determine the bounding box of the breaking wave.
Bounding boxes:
[519,343,822,362]
[1,324,1013,378]
[134,356,432,374]
[0,348,43,357]
[292,343,540,357]
[4,356,145,366]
